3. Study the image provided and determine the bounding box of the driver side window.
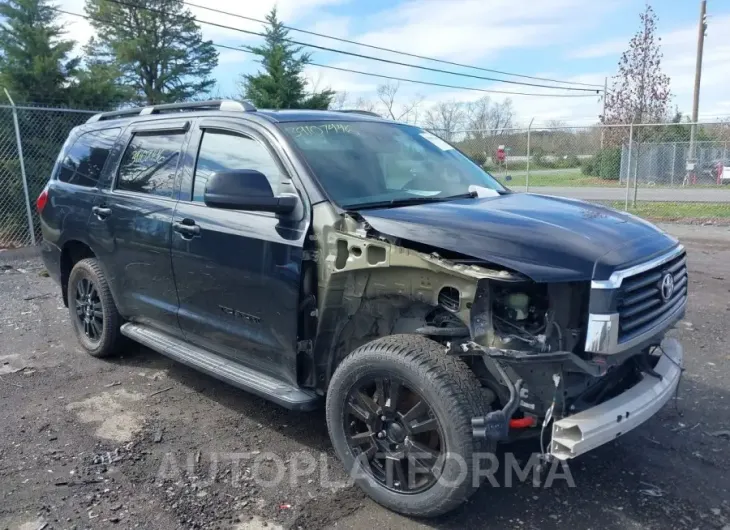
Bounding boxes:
[193,130,282,202]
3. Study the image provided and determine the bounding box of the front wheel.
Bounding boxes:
[326,335,494,517]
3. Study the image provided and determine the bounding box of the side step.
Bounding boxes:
[120,323,319,411]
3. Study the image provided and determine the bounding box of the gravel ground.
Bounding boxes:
[1,225,730,530]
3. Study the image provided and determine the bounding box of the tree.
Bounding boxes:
[85,0,218,105]
[424,100,465,141]
[603,5,671,126]
[0,0,78,105]
[465,96,514,137]
[240,7,334,109]
[376,81,423,124]
[602,5,671,203]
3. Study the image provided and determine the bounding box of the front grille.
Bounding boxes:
[617,251,688,343]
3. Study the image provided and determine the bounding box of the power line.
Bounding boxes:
[182,0,603,89]
[214,43,598,98]
[100,0,601,94]
[53,7,598,99]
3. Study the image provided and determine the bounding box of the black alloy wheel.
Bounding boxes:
[74,277,103,342]
[344,375,446,494]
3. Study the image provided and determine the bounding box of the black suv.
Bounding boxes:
[39,100,687,517]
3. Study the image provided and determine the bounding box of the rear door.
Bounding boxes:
[89,119,190,334]
[170,119,308,384]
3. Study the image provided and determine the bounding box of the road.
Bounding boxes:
[1,226,730,530]
[526,186,730,202]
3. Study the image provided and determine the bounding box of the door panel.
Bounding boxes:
[93,191,179,331]
[171,123,308,384]
[88,122,189,334]
[172,203,304,381]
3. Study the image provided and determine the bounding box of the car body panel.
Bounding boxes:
[169,118,309,386]
[358,193,678,283]
[84,120,191,332]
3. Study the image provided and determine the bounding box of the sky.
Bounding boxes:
[57,0,730,127]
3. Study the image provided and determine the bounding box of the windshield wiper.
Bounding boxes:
[347,191,477,211]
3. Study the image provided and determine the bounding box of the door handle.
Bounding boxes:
[92,206,112,219]
[173,220,200,238]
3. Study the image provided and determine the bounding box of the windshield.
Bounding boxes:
[279,121,506,208]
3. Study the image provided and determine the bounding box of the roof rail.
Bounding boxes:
[86,99,257,123]
[337,109,381,117]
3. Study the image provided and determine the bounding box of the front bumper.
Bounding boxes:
[550,337,683,460]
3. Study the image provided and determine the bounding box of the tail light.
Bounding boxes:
[36,186,49,213]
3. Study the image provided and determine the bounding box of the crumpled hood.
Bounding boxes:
[358,193,679,283]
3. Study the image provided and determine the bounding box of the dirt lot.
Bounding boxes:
[2,224,730,530]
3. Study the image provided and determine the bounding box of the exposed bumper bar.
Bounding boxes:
[550,337,683,460]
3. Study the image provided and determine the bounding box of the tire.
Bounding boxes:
[326,334,494,517]
[67,258,124,358]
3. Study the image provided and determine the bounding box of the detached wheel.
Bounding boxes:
[68,258,123,358]
[326,335,494,517]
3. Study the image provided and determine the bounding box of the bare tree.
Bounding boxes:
[603,5,671,204]
[353,97,377,113]
[603,5,671,127]
[465,96,515,137]
[423,100,465,141]
[329,91,349,110]
[376,81,424,124]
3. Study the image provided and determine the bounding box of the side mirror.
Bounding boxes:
[204,170,297,214]
[504,175,513,182]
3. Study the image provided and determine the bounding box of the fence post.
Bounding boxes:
[3,89,36,246]
[624,123,634,211]
[525,118,534,192]
[671,142,677,186]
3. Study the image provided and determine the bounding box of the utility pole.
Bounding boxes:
[600,76,607,151]
[688,0,707,165]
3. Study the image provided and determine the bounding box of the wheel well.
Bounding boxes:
[318,297,437,391]
[60,241,96,306]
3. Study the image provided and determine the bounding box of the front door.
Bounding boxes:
[170,120,308,384]
[90,120,190,333]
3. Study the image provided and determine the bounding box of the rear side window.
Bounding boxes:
[116,132,185,198]
[57,128,120,187]
[192,130,283,202]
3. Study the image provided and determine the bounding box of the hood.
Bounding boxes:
[358,193,679,283]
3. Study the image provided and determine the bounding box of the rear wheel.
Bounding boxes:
[68,258,124,358]
[326,334,494,517]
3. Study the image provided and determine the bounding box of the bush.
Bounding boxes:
[581,147,621,180]
[466,151,487,167]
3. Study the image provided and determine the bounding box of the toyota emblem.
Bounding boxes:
[660,272,675,302]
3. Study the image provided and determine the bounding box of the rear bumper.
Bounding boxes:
[40,239,62,285]
[550,337,683,460]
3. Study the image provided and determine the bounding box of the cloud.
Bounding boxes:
[569,38,627,59]
[353,0,604,63]
[56,0,348,48]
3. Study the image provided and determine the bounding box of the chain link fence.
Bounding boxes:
[442,121,730,222]
[0,104,96,248]
[2,107,729,249]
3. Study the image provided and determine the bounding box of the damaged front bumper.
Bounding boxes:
[549,337,683,460]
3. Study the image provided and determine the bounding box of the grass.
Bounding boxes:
[606,201,730,220]
[492,167,622,188]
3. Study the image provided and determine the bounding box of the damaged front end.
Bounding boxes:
[307,204,685,461]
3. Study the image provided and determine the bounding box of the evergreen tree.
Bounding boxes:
[240,8,334,109]
[0,0,78,105]
[84,0,218,104]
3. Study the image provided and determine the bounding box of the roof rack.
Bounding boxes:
[337,109,381,117]
[86,99,257,123]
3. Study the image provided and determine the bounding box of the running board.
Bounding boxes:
[120,323,319,411]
